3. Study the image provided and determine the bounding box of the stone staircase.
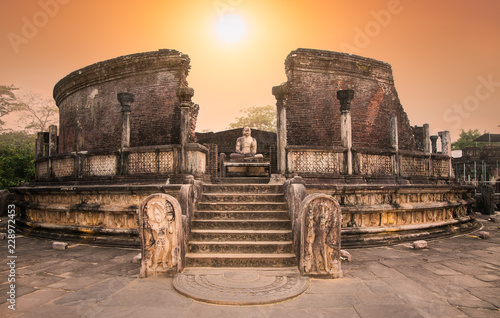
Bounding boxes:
[186,184,297,268]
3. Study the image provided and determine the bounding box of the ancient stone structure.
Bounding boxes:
[15,50,206,246]
[299,194,342,277]
[139,193,184,277]
[12,48,479,281]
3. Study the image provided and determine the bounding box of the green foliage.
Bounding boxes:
[0,131,35,189]
[451,129,487,150]
[0,85,22,128]
[228,105,277,132]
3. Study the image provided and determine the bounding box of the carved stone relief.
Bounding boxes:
[139,193,183,277]
[299,194,342,278]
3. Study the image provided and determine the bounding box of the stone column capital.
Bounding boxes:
[117,92,135,112]
[177,87,194,107]
[336,90,354,112]
[272,84,290,108]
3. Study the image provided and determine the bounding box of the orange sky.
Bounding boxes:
[1,0,499,141]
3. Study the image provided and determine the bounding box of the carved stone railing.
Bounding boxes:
[125,146,176,175]
[399,150,429,178]
[353,148,395,176]
[287,146,345,175]
[285,146,452,179]
[35,143,207,181]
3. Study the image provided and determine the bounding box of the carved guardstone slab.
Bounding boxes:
[299,194,342,278]
[139,193,184,277]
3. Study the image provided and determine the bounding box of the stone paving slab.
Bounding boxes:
[0,213,499,317]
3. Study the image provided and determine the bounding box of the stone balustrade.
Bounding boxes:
[286,146,452,180]
[35,143,207,181]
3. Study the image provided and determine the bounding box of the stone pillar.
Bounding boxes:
[177,87,195,173]
[423,124,430,153]
[430,135,439,154]
[43,132,49,157]
[272,85,289,175]
[438,131,451,156]
[439,130,452,177]
[390,116,398,151]
[117,93,135,149]
[480,185,496,215]
[390,116,399,175]
[48,125,58,156]
[337,90,354,175]
[177,87,194,146]
[36,132,45,158]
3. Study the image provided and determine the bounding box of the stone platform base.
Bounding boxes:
[173,268,309,305]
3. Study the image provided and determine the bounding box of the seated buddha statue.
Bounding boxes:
[230,127,264,160]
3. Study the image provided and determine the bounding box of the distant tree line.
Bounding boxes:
[0,85,58,189]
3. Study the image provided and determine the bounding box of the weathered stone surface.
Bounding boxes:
[54,49,191,153]
[132,253,142,264]
[282,49,415,151]
[53,242,68,250]
[341,250,352,262]
[299,194,342,277]
[139,193,184,277]
[173,268,309,305]
[186,184,296,267]
[480,185,496,215]
[477,231,490,239]
[413,240,428,249]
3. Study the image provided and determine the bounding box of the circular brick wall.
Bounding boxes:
[284,49,416,150]
[53,49,191,153]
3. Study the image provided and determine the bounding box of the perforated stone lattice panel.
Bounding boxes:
[158,151,174,174]
[354,153,393,175]
[128,152,157,174]
[400,155,428,177]
[83,155,117,177]
[432,158,450,178]
[289,151,343,174]
[53,157,75,178]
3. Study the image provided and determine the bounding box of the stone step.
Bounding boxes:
[197,202,288,211]
[202,184,283,194]
[188,241,294,254]
[191,229,293,242]
[185,253,297,267]
[201,193,285,203]
[194,210,290,220]
[192,219,291,230]
[214,177,271,184]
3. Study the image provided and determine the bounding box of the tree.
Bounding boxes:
[228,105,277,132]
[0,131,36,189]
[0,85,23,129]
[14,92,58,133]
[451,129,488,150]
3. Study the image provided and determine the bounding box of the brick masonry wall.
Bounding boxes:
[54,50,191,153]
[283,49,416,151]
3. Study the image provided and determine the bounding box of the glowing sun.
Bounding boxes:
[215,14,246,42]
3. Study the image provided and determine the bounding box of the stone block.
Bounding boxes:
[132,253,142,264]
[412,240,428,249]
[340,250,352,262]
[477,231,490,239]
[53,242,68,250]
